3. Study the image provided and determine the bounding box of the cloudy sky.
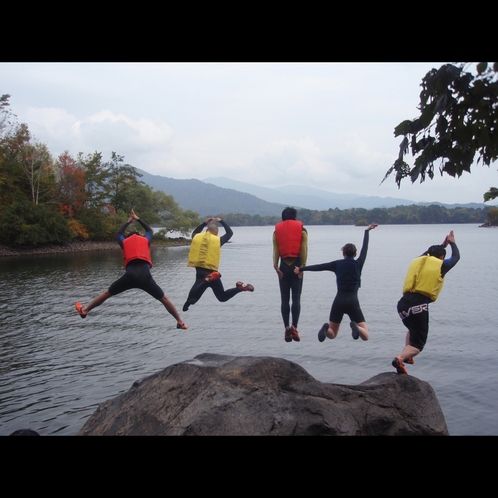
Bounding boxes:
[2,62,497,205]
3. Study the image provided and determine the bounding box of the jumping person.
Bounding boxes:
[273,207,308,342]
[182,217,254,311]
[75,209,187,330]
[392,230,460,374]
[295,223,378,343]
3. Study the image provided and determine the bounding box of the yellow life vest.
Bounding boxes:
[403,254,444,302]
[187,231,221,271]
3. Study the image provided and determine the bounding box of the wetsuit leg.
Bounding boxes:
[278,259,302,327]
[184,268,211,308]
[210,278,241,302]
[290,271,303,327]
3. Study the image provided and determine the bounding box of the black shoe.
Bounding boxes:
[350,321,360,340]
[318,323,328,342]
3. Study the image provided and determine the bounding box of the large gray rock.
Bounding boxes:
[78,353,449,436]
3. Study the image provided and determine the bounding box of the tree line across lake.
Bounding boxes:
[221,204,497,228]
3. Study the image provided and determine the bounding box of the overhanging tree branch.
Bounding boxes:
[382,62,498,201]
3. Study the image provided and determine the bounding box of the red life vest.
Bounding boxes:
[122,234,153,269]
[275,220,303,258]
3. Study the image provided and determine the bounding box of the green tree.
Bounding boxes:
[486,207,498,226]
[0,201,71,247]
[383,62,498,201]
[78,151,109,210]
[151,189,200,235]
[105,152,143,213]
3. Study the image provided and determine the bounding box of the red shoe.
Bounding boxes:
[75,302,87,319]
[392,356,408,374]
[205,271,221,282]
[290,325,300,342]
[176,322,188,330]
[405,358,415,365]
[236,281,254,292]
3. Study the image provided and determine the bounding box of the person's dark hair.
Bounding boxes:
[282,207,297,221]
[341,243,357,257]
[427,244,446,259]
[126,230,143,237]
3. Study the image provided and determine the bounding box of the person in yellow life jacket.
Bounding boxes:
[183,217,254,312]
[273,207,308,342]
[392,230,460,374]
[75,209,187,330]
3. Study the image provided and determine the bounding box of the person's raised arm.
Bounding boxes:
[218,219,233,245]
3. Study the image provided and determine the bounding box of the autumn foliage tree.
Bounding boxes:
[383,62,498,201]
[0,94,201,247]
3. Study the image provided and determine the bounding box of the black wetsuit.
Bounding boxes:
[108,219,165,300]
[301,229,371,324]
[183,220,242,310]
[397,242,460,351]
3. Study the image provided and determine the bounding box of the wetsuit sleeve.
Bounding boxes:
[136,218,153,244]
[219,219,233,246]
[301,261,337,273]
[273,232,279,269]
[300,229,308,266]
[116,221,131,248]
[441,242,460,277]
[191,222,207,238]
[356,229,370,270]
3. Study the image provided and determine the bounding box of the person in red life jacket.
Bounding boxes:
[182,217,254,312]
[392,230,460,374]
[295,223,378,343]
[273,207,308,342]
[75,209,187,330]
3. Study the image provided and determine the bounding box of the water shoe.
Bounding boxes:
[204,271,221,283]
[236,281,254,292]
[75,302,87,319]
[290,325,300,342]
[318,323,328,342]
[392,356,408,374]
[176,322,188,330]
[350,321,360,340]
[285,326,293,342]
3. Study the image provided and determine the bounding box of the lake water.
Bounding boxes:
[0,223,496,436]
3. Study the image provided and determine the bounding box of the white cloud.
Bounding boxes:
[3,62,496,205]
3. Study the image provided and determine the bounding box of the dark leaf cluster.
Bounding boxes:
[383,63,498,202]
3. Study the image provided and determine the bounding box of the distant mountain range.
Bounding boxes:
[135,168,487,217]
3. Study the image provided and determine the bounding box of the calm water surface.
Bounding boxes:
[1,224,496,435]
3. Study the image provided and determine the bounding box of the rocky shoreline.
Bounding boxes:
[0,238,190,258]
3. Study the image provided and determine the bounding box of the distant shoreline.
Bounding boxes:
[0,238,190,258]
